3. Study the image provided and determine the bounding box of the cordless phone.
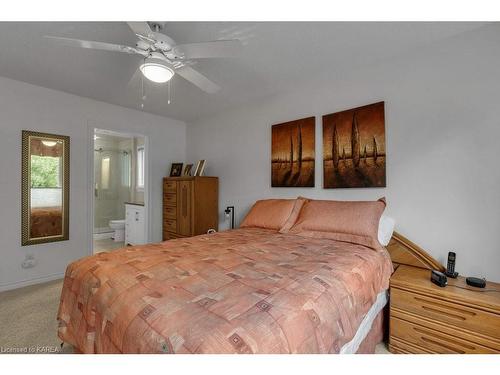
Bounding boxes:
[445,251,458,278]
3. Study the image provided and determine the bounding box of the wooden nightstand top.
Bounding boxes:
[391,265,500,315]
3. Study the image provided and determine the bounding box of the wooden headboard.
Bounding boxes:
[387,231,445,272]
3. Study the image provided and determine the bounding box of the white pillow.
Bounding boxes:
[378,215,395,246]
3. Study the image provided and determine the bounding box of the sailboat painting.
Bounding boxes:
[323,102,386,188]
[271,117,315,187]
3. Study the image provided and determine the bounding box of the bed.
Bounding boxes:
[58,198,395,354]
[30,207,62,237]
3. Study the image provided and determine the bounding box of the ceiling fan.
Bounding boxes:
[45,22,243,97]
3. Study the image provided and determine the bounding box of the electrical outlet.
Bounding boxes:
[21,254,37,269]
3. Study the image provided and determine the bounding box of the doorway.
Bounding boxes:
[92,129,148,253]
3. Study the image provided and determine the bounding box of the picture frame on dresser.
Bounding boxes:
[169,163,183,177]
[194,160,206,176]
[183,164,193,176]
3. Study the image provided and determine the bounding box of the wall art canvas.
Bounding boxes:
[271,116,315,187]
[323,101,386,188]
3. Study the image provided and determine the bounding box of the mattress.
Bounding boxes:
[58,228,393,353]
[339,290,388,354]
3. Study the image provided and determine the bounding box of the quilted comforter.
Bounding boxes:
[57,228,393,353]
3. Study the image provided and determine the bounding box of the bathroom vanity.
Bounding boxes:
[125,203,146,245]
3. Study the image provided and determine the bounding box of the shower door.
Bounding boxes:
[93,149,131,233]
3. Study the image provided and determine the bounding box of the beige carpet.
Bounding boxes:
[0,279,72,353]
[0,279,389,354]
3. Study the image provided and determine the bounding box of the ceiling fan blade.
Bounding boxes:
[173,40,243,59]
[151,31,176,49]
[44,36,146,56]
[127,22,154,38]
[175,65,220,94]
[127,22,176,51]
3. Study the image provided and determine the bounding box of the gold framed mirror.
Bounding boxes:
[22,130,70,246]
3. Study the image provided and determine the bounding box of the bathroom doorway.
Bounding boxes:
[92,129,147,253]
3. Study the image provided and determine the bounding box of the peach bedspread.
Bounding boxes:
[58,228,393,353]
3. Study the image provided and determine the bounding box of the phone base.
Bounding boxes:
[466,277,486,288]
[445,271,458,278]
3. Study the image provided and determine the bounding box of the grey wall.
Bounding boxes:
[0,77,186,291]
[187,25,500,281]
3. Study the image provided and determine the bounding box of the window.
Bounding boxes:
[101,157,110,190]
[121,151,131,187]
[137,146,145,190]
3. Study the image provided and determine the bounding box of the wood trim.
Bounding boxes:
[164,176,218,181]
[387,232,445,272]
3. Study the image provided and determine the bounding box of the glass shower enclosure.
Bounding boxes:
[93,140,131,234]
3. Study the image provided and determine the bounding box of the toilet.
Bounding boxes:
[109,219,125,242]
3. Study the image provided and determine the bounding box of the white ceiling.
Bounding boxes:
[0,22,487,123]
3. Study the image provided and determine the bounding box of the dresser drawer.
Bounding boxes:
[164,193,177,207]
[163,206,176,219]
[391,288,500,342]
[164,180,177,192]
[389,337,433,354]
[164,219,177,232]
[391,315,497,354]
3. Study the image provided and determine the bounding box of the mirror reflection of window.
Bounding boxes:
[101,157,110,190]
[30,156,62,208]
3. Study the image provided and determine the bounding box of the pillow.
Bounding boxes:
[287,198,387,249]
[378,215,395,246]
[240,199,300,231]
[278,197,309,233]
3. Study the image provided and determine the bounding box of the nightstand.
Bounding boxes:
[389,265,500,354]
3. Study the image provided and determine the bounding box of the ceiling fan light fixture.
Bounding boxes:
[41,140,58,147]
[139,61,174,83]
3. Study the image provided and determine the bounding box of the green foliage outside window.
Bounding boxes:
[31,155,60,188]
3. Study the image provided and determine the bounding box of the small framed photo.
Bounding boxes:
[183,164,193,176]
[169,163,183,177]
[194,160,206,176]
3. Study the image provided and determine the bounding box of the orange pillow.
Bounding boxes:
[288,198,386,248]
[240,199,305,231]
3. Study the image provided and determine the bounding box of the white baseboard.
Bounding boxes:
[93,231,113,240]
[0,272,65,292]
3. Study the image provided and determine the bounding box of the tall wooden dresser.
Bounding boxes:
[163,176,218,240]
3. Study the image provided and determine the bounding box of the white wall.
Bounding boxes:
[187,25,500,282]
[0,77,186,291]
